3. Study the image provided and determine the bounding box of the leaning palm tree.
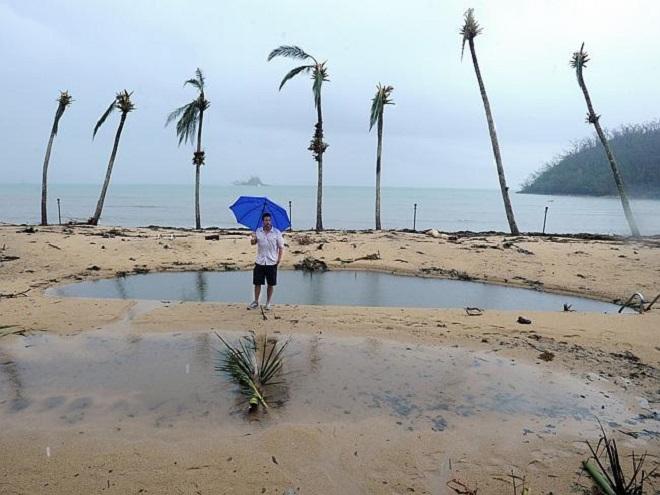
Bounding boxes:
[88,90,134,226]
[369,84,394,230]
[571,44,641,238]
[166,68,210,230]
[461,9,520,235]
[268,46,328,231]
[41,91,72,225]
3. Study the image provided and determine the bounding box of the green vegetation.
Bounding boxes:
[521,121,660,198]
[166,68,210,230]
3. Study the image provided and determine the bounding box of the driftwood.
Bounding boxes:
[447,479,478,494]
[0,289,30,299]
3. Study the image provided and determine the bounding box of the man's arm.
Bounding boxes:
[250,232,257,245]
[276,234,284,265]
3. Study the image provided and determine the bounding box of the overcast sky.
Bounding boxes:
[1,0,659,189]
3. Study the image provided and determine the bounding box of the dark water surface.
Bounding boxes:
[50,270,622,312]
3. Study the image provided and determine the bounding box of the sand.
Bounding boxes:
[0,223,658,494]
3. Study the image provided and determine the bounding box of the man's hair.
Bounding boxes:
[262,212,272,220]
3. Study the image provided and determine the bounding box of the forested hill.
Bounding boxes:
[520,122,660,197]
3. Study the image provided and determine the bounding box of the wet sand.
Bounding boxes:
[0,224,659,493]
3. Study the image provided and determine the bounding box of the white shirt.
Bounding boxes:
[255,227,284,265]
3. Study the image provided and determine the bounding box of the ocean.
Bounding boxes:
[2,183,660,235]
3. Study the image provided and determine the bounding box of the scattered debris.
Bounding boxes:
[47,243,62,250]
[538,350,555,361]
[0,289,30,299]
[517,316,532,325]
[563,304,574,312]
[425,229,441,238]
[293,257,327,272]
[204,234,220,241]
[465,307,483,316]
[447,479,478,494]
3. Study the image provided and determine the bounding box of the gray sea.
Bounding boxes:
[2,183,660,234]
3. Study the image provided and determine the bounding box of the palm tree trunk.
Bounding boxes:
[40,128,57,226]
[576,72,641,238]
[375,114,383,230]
[315,100,324,232]
[194,108,204,230]
[89,112,127,225]
[469,38,520,235]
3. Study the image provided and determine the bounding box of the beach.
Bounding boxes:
[0,224,658,494]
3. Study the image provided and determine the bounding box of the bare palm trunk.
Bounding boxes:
[314,100,324,232]
[89,113,127,225]
[40,129,57,226]
[375,114,383,230]
[468,38,520,235]
[194,108,204,230]
[576,73,640,238]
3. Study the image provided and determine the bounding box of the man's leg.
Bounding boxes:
[266,285,274,305]
[254,284,261,303]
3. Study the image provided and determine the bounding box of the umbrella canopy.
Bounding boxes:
[229,196,290,231]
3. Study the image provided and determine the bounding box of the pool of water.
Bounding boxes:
[50,270,622,312]
[0,331,651,436]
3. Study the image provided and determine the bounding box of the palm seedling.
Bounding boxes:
[166,68,210,230]
[369,84,394,230]
[461,8,520,235]
[268,46,328,231]
[570,43,641,238]
[89,90,135,225]
[41,91,72,226]
[215,332,289,412]
[583,422,656,494]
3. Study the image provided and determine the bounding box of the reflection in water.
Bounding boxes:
[1,331,653,439]
[0,350,28,412]
[196,271,208,302]
[52,270,625,313]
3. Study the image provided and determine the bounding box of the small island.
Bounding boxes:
[520,121,660,197]
[233,176,268,186]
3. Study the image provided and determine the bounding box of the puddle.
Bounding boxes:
[1,330,653,438]
[50,270,623,312]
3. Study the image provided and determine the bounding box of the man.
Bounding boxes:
[248,212,284,310]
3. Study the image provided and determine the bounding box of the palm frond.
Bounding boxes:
[165,102,190,127]
[93,100,117,139]
[279,64,313,90]
[570,42,589,76]
[116,90,135,114]
[312,63,329,110]
[460,8,483,60]
[369,84,394,131]
[175,102,200,146]
[185,67,205,91]
[215,332,289,411]
[268,45,315,62]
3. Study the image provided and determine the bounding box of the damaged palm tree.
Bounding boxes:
[461,9,520,236]
[89,90,135,226]
[268,46,329,231]
[166,68,210,230]
[571,44,640,238]
[215,332,289,412]
[41,91,73,226]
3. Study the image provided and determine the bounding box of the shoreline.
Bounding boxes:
[1,223,658,494]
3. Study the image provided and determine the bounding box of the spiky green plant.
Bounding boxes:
[166,68,210,230]
[583,422,655,494]
[369,84,394,230]
[41,91,72,226]
[268,46,329,231]
[89,90,135,226]
[460,8,520,236]
[215,332,288,411]
[570,43,641,238]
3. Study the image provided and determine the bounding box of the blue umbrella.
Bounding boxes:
[229,196,290,231]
